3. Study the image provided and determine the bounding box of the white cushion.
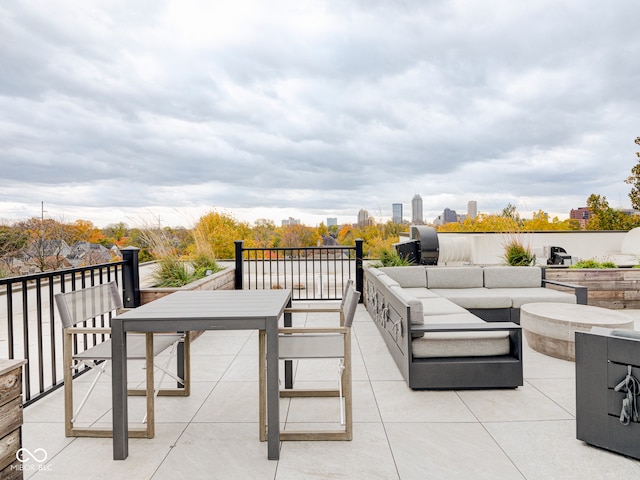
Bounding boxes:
[389,286,424,338]
[483,266,541,288]
[489,288,576,308]
[431,288,512,309]
[412,330,511,358]
[380,266,427,288]
[420,297,468,316]
[426,267,484,289]
[401,287,441,299]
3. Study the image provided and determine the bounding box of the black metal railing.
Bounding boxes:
[234,239,364,301]
[0,247,140,406]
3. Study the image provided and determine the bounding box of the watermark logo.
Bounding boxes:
[13,447,53,472]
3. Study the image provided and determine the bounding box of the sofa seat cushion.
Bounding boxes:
[483,266,541,288]
[421,312,485,325]
[489,287,576,308]
[420,297,468,316]
[401,287,441,299]
[379,266,427,288]
[412,326,511,359]
[426,266,484,289]
[430,288,512,309]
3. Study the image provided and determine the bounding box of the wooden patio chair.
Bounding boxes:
[259,285,360,441]
[55,282,189,438]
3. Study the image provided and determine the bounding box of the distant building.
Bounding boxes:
[327,218,338,227]
[392,203,403,224]
[357,209,373,227]
[467,200,477,220]
[570,207,591,229]
[281,217,301,227]
[443,208,458,224]
[412,194,423,224]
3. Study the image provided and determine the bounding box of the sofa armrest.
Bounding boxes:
[412,322,521,333]
[542,279,588,305]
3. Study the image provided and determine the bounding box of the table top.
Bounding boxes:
[115,289,292,329]
[520,302,635,327]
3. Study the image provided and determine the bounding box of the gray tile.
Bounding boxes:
[276,423,399,480]
[153,423,277,480]
[457,382,574,422]
[485,420,640,479]
[372,381,477,423]
[386,422,525,480]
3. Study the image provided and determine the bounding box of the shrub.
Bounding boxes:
[502,240,536,266]
[371,248,412,267]
[570,259,618,269]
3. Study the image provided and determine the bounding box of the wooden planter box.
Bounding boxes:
[544,267,640,309]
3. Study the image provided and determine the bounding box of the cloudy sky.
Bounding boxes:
[1,0,639,228]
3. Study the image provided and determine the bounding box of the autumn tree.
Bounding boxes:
[585,194,639,230]
[0,224,28,276]
[625,137,640,210]
[192,210,251,259]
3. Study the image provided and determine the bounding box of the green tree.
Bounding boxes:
[625,136,640,210]
[586,194,639,230]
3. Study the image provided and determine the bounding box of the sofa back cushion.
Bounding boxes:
[390,285,424,338]
[483,266,541,288]
[379,266,427,288]
[426,267,484,289]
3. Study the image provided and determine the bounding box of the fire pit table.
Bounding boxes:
[520,303,635,361]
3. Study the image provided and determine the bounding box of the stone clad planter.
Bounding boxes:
[544,267,640,309]
[139,268,236,341]
[140,268,235,305]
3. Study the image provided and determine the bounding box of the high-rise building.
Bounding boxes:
[327,218,338,227]
[412,194,423,224]
[443,208,458,224]
[467,200,477,220]
[281,217,300,227]
[357,209,370,227]
[392,203,403,223]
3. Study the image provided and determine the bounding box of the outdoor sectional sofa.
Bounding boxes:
[363,265,587,389]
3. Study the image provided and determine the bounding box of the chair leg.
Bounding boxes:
[63,332,74,437]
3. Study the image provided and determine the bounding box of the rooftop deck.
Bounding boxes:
[21,304,640,479]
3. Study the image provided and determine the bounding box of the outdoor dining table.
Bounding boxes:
[110,289,292,461]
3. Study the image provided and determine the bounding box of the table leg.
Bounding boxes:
[266,317,280,460]
[111,319,128,460]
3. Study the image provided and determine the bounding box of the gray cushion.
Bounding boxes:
[380,266,427,288]
[489,287,576,308]
[421,312,485,325]
[420,297,468,316]
[378,275,400,288]
[483,266,541,288]
[412,330,511,358]
[430,288,512,309]
[426,267,484,289]
[389,286,424,338]
[401,287,442,299]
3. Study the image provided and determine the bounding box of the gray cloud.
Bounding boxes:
[1,0,639,227]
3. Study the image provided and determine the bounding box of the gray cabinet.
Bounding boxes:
[576,331,640,460]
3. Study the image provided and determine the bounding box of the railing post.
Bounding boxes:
[355,238,364,302]
[234,240,244,290]
[121,246,141,308]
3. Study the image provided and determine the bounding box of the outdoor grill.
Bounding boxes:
[393,226,440,265]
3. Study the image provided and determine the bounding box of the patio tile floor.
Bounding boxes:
[20,305,640,479]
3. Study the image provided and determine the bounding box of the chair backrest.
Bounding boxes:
[342,288,360,328]
[340,279,354,308]
[55,282,123,328]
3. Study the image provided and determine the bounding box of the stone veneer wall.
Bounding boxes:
[140,268,236,306]
[544,268,640,310]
